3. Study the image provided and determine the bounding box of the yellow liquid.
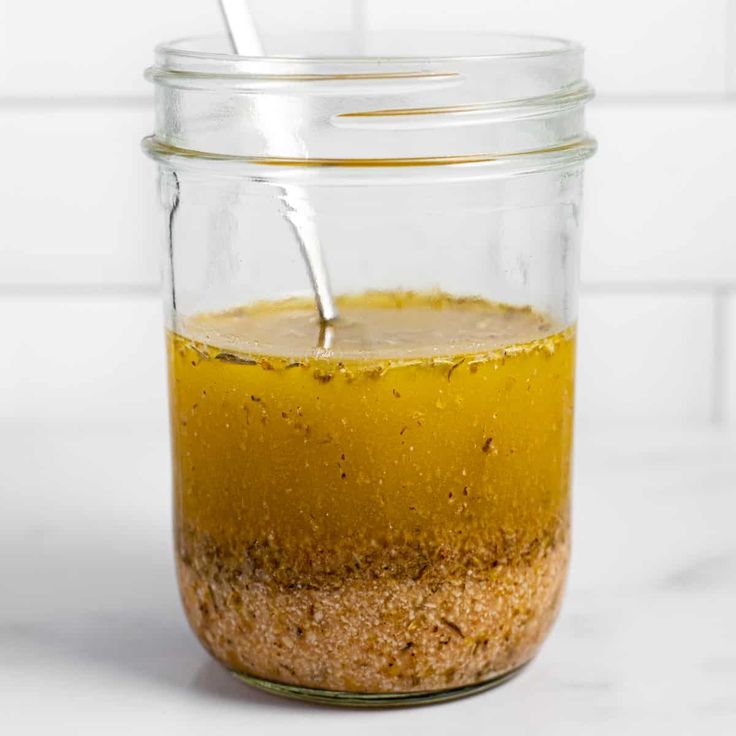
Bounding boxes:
[169,292,575,694]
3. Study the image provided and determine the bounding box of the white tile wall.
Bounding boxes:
[583,104,736,286]
[1,0,735,427]
[0,0,731,97]
[0,296,167,423]
[576,294,717,424]
[0,1,220,97]
[364,0,731,96]
[0,1,362,97]
[0,108,159,287]
[728,1,736,92]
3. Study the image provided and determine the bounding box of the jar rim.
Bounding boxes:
[155,33,583,72]
[147,33,594,169]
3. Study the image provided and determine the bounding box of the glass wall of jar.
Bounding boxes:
[144,30,595,706]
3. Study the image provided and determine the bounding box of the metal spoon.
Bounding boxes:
[218,0,340,323]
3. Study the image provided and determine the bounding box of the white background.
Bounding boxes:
[1,1,736,733]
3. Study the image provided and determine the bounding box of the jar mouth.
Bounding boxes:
[147,33,594,168]
[156,33,583,70]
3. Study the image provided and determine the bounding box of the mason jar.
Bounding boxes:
[144,31,595,706]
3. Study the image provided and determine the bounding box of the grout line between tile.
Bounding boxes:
[1,283,734,299]
[0,283,160,298]
[581,282,736,295]
[0,96,152,110]
[1,95,735,112]
[712,289,729,425]
[592,94,736,106]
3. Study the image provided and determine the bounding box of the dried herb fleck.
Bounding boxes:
[365,365,386,380]
[447,358,465,381]
[440,618,464,637]
[192,345,210,361]
[215,352,257,366]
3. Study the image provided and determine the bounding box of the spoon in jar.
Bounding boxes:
[218,0,340,324]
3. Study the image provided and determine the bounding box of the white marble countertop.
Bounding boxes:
[1,421,734,734]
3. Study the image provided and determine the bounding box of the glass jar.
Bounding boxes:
[144,31,595,706]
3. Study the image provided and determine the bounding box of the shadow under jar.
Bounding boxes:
[144,30,595,707]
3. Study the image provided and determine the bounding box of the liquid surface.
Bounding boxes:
[178,291,557,360]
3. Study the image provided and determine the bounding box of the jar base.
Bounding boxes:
[230,663,529,708]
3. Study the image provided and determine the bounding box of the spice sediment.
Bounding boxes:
[178,528,568,693]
